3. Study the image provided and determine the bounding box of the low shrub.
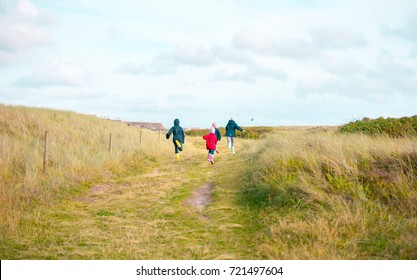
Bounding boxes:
[340,116,417,137]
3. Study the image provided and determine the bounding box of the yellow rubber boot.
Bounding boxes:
[175,153,180,160]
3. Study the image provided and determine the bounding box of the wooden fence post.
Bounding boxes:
[108,133,112,152]
[43,131,48,173]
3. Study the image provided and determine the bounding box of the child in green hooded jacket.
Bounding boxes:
[211,122,221,153]
[225,118,243,154]
[166,118,185,160]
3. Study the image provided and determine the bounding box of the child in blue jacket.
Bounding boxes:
[225,118,243,154]
[211,122,221,153]
[166,118,185,160]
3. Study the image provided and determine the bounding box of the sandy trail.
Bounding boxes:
[183,182,214,210]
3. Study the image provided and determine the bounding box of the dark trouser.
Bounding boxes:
[174,141,183,154]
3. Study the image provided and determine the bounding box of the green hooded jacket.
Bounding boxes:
[215,127,221,141]
[166,118,185,143]
[225,119,242,137]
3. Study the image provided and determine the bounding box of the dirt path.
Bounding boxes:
[183,182,214,210]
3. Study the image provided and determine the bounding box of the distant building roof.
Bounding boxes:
[126,122,164,130]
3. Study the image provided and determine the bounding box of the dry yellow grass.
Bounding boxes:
[0,104,170,234]
[2,104,416,259]
[241,129,417,259]
[1,104,258,259]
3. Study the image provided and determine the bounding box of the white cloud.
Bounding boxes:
[295,53,417,99]
[2,0,417,127]
[117,42,268,79]
[0,22,48,51]
[0,49,18,65]
[166,43,214,67]
[319,53,363,76]
[411,46,417,58]
[382,8,417,42]
[276,38,320,58]
[117,42,215,75]
[117,61,175,76]
[0,0,51,64]
[367,55,417,96]
[295,75,336,96]
[368,55,413,78]
[15,58,89,87]
[232,27,276,54]
[16,0,38,17]
[106,25,124,38]
[117,56,177,76]
[210,45,253,64]
[232,27,319,58]
[311,25,366,49]
[212,69,256,83]
[212,64,287,83]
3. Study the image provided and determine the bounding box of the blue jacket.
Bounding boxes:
[214,127,221,141]
[166,119,185,143]
[225,119,242,137]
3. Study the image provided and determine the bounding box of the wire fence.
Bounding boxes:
[40,129,163,173]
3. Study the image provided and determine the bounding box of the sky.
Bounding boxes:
[1,0,417,129]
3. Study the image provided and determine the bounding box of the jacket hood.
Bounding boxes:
[174,119,180,126]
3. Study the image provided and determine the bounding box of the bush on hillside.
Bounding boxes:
[340,115,417,137]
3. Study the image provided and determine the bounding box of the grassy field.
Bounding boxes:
[240,130,417,259]
[1,104,416,259]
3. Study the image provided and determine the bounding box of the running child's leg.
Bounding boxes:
[209,150,215,164]
[227,136,232,149]
[174,143,180,160]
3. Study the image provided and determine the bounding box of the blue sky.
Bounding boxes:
[1,0,416,129]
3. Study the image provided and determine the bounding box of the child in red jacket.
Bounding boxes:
[203,127,218,164]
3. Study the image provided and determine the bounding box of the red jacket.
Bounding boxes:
[203,133,218,150]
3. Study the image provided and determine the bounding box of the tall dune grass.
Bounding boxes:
[3,104,416,259]
[240,129,417,259]
[0,104,170,234]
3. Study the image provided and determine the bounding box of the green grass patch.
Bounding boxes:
[95,210,115,217]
